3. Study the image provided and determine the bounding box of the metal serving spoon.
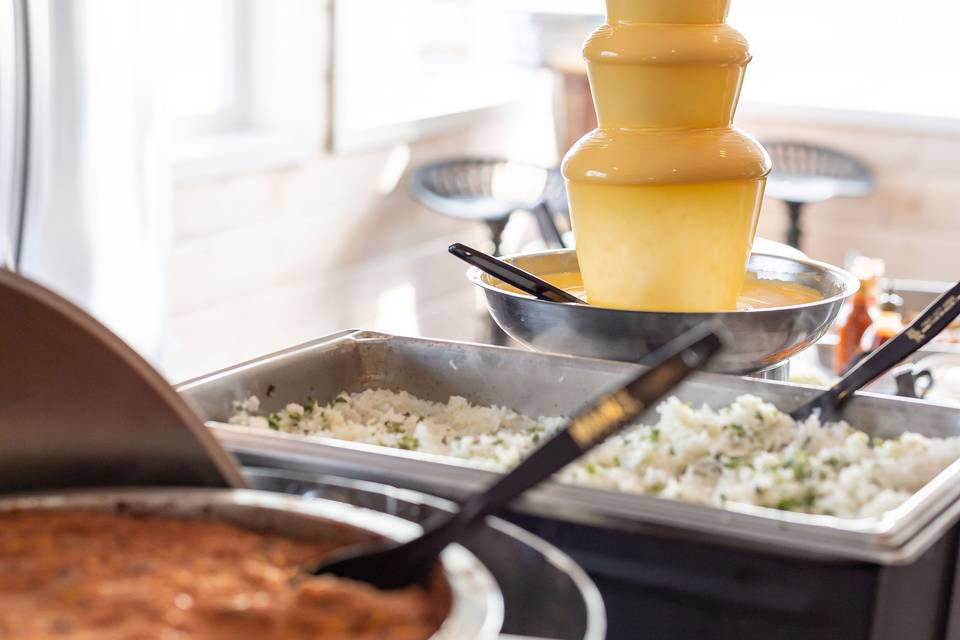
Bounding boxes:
[449,242,584,304]
[310,322,726,589]
[791,280,960,422]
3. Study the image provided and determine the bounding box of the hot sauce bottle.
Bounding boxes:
[833,257,882,374]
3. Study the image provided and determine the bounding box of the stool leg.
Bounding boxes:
[482,215,513,345]
[532,202,565,249]
[486,217,510,256]
[786,201,804,250]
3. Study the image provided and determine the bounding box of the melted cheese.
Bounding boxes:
[562,0,770,311]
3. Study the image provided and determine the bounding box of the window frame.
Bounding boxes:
[737,103,960,139]
[170,0,246,141]
[329,0,545,153]
[172,0,325,183]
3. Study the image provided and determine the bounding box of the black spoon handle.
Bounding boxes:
[795,280,960,419]
[411,323,725,559]
[449,242,583,304]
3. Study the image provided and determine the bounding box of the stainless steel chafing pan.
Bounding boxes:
[178,330,960,565]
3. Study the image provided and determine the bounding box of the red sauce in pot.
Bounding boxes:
[0,510,446,640]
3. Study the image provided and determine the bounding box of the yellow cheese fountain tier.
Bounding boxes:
[562,0,770,312]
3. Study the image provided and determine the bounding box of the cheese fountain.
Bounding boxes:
[468,0,858,378]
[564,0,768,312]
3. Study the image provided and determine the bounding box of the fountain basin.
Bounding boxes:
[468,249,857,376]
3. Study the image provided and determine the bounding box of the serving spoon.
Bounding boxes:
[310,322,726,589]
[791,279,960,422]
[449,242,583,304]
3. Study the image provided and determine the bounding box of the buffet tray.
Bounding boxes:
[178,330,960,565]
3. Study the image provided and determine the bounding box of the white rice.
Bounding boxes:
[229,390,960,519]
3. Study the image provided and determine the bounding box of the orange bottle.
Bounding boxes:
[833,258,882,374]
[834,289,873,374]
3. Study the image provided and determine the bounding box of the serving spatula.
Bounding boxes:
[449,242,583,304]
[791,280,960,422]
[309,321,726,589]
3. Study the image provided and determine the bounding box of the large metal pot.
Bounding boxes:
[0,487,504,640]
[247,467,607,640]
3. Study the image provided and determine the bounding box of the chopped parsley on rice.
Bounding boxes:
[230,390,960,519]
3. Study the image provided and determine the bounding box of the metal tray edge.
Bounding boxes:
[212,424,953,565]
[178,330,960,565]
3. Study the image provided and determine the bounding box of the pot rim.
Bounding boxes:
[0,487,504,640]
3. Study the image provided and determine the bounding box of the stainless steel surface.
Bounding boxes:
[891,362,933,399]
[467,249,858,375]
[247,467,605,640]
[0,487,504,640]
[755,359,789,382]
[179,330,960,565]
[0,270,247,490]
[814,338,958,396]
[309,323,719,590]
[891,278,958,316]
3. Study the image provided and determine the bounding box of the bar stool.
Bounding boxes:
[763,141,874,250]
[538,167,572,248]
[409,158,564,254]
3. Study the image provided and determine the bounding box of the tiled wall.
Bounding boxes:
[742,115,960,280]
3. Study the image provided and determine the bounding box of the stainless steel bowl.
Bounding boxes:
[468,249,858,375]
[0,488,504,640]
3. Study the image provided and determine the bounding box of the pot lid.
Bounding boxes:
[0,269,247,492]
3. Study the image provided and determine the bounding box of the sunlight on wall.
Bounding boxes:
[373,281,421,336]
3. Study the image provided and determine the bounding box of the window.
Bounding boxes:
[332,0,543,151]
[730,0,960,128]
[167,0,246,140]
[165,0,322,181]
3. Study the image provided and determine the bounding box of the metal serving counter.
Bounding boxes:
[180,330,960,640]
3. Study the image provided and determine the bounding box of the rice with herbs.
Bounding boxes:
[229,390,960,519]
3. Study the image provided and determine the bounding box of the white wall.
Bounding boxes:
[743,114,960,280]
